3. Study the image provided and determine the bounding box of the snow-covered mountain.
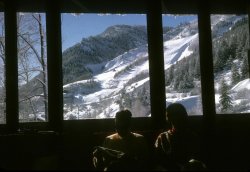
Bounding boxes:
[62,14,249,119]
[63,44,150,119]
[62,25,147,84]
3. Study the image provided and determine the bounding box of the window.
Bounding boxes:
[211,14,250,114]
[0,12,5,124]
[17,13,47,122]
[0,0,248,130]
[163,14,203,115]
[61,13,150,119]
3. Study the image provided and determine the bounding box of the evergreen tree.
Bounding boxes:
[194,56,200,78]
[228,38,237,58]
[214,40,230,73]
[174,68,182,89]
[184,73,194,89]
[231,63,240,85]
[188,56,195,77]
[120,89,132,109]
[235,45,243,59]
[165,65,174,86]
[226,55,233,69]
[219,79,233,113]
[241,55,249,79]
[169,65,174,82]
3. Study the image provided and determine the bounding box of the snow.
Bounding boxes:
[64,29,195,118]
[127,78,149,93]
[214,71,232,91]
[28,112,45,121]
[231,79,250,92]
[96,103,120,119]
[215,94,220,104]
[63,21,200,119]
[94,45,149,93]
[85,62,106,75]
[62,14,249,119]
[64,80,89,88]
[63,40,151,119]
[163,34,198,69]
[211,15,246,37]
[103,46,148,72]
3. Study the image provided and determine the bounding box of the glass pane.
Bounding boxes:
[211,14,250,114]
[162,14,203,115]
[17,13,48,122]
[0,12,5,124]
[61,13,150,119]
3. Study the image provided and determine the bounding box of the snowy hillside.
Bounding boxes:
[211,15,244,37]
[231,79,250,91]
[62,14,249,119]
[63,20,203,119]
[63,44,150,119]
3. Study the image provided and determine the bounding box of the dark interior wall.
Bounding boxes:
[209,115,250,170]
[0,0,250,171]
[0,116,250,170]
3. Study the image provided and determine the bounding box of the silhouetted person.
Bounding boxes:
[154,103,201,171]
[93,109,149,171]
[181,159,207,171]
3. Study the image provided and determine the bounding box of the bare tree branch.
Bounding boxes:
[17,32,42,65]
[19,94,44,103]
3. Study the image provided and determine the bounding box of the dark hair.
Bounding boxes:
[115,109,132,136]
[166,103,188,129]
[115,109,132,122]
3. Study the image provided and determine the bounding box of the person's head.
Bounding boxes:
[115,109,132,137]
[166,103,188,130]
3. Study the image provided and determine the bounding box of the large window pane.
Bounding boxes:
[17,13,47,122]
[0,12,5,124]
[61,13,150,119]
[211,15,250,114]
[163,14,203,115]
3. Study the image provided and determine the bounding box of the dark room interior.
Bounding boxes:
[0,0,250,170]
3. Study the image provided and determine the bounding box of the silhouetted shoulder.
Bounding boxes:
[131,132,144,138]
[106,133,121,140]
[155,131,169,146]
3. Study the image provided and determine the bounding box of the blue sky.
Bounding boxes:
[61,14,197,51]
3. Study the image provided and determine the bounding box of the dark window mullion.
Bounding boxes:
[46,0,63,132]
[147,1,166,129]
[5,1,18,132]
[247,6,250,79]
[198,9,216,122]
[198,7,216,165]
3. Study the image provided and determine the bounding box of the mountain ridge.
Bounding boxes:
[63,15,250,119]
[62,24,148,84]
